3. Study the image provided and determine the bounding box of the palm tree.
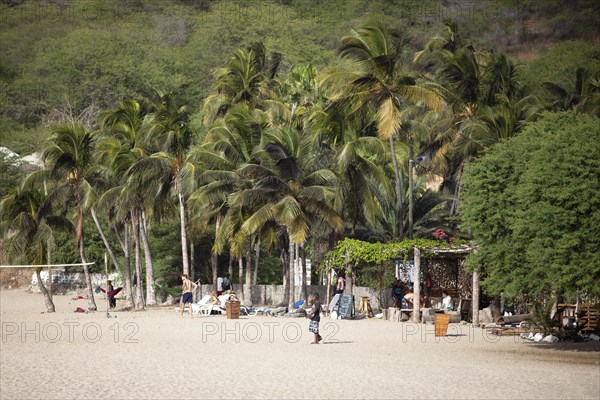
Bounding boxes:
[332,126,395,236]
[189,103,268,301]
[97,99,155,307]
[203,42,283,124]
[42,122,98,311]
[139,91,195,277]
[0,186,61,312]
[543,67,600,117]
[237,126,344,308]
[414,24,538,214]
[319,23,443,240]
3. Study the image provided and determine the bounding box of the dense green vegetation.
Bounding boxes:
[1,0,599,310]
[461,111,600,299]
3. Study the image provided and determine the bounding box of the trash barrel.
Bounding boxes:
[226,301,240,319]
[434,313,451,336]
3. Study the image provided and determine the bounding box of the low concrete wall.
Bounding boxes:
[198,283,391,310]
[29,272,123,295]
[30,272,391,310]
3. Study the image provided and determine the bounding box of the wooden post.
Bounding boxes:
[412,247,421,322]
[325,269,331,316]
[472,269,480,327]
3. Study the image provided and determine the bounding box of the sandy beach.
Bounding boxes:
[1,289,599,400]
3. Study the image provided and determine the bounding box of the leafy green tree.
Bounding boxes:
[461,111,600,300]
[0,147,24,198]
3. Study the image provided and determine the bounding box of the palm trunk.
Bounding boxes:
[237,255,244,300]
[245,239,252,305]
[120,221,134,308]
[228,254,233,285]
[46,242,52,305]
[412,247,421,322]
[132,209,144,310]
[91,208,120,271]
[281,245,290,307]
[450,166,463,216]
[80,239,97,311]
[288,236,295,309]
[140,210,156,306]
[301,244,307,303]
[389,137,405,240]
[35,269,55,313]
[253,239,260,285]
[190,243,195,282]
[176,173,190,275]
[212,218,220,291]
[77,207,97,311]
[472,269,480,326]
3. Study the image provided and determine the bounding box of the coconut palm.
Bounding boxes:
[415,25,539,214]
[133,91,196,277]
[42,122,98,311]
[0,186,63,312]
[203,42,283,124]
[319,23,443,240]
[236,126,344,307]
[543,67,600,117]
[188,103,268,300]
[97,99,157,307]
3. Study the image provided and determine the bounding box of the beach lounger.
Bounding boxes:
[191,295,223,315]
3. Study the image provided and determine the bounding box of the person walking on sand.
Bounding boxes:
[306,293,322,344]
[180,274,198,317]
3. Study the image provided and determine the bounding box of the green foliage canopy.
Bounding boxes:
[322,237,468,272]
[460,111,600,299]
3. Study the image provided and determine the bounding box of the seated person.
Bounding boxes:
[442,291,453,311]
[217,292,240,308]
[392,280,404,308]
[209,290,219,305]
[402,292,427,309]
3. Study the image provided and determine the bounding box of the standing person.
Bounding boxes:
[180,274,198,317]
[306,293,322,344]
[98,280,121,309]
[106,280,116,309]
[335,274,345,295]
[222,276,231,294]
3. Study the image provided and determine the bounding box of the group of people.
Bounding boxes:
[392,279,453,311]
[179,273,323,345]
[180,274,241,317]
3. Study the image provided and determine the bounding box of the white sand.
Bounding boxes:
[1,290,599,399]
